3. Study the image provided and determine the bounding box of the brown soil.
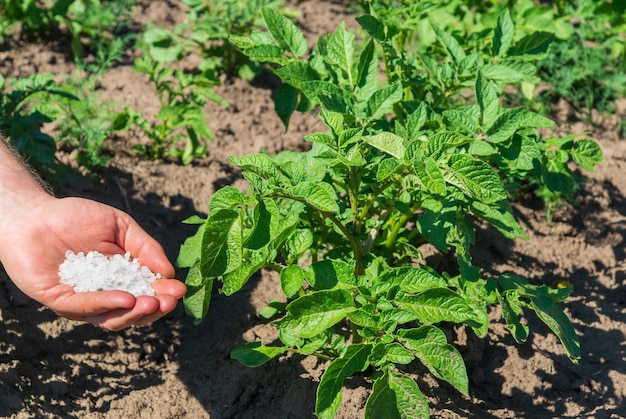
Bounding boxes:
[1,1,626,418]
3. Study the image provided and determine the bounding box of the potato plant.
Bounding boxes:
[178,6,604,418]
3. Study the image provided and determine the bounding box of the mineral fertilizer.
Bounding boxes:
[59,250,160,297]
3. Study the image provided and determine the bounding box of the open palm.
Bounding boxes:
[0,196,186,330]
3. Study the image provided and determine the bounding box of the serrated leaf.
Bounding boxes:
[365,370,429,419]
[316,344,372,419]
[278,289,356,338]
[397,289,479,325]
[364,132,406,159]
[231,342,288,367]
[262,8,307,57]
[397,326,469,395]
[492,8,514,57]
[366,83,403,120]
[443,154,507,204]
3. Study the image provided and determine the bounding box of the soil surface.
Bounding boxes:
[1,1,626,418]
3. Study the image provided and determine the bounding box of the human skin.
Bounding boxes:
[0,140,186,330]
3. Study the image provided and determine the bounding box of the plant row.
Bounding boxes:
[0,0,624,178]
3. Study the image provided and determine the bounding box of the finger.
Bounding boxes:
[152,279,187,299]
[52,289,136,319]
[88,296,160,331]
[134,294,180,326]
[113,210,176,278]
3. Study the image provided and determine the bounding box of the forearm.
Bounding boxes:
[0,138,54,244]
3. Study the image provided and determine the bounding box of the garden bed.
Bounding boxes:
[1,1,625,417]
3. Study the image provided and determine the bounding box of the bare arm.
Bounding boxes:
[0,138,186,330]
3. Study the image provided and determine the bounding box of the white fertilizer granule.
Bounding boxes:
[59,251,160,297]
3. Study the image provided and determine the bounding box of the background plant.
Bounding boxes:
[179,6,603,418]
[123,55,226,165]
[141,0,291,79]
[534,0,626,124]
[0,0,137,64]
[0,73,75,177]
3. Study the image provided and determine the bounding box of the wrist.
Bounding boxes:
[0,140,56,259]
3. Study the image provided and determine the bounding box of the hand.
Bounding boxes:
[0,196,186,330]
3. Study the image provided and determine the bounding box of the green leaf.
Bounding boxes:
[375,266,447,295]
[292,181,340,213]
[183,260,213,324]
[376,158,404,181]
[364,132,406,159]
[414,157,446,196]
[281,265,305,298]
[356,14,386,42]
[443,106,480,135]
[305,260,355,290]
[278,289,356,338]
[176,223,205,268]
[326,21,356,86]
[397,326,469,395]
[492,8,514,57]
[356,40,379,103]
[443,154,507,204]
[231,342,288,367]
[571,139,604,172]
[486,108,553,143]
[275,83,298,129]
[497,291,529,344]
[508,31,554,58]
[262,8,307,57]
[476,71,499,128]
[243,44,286,62]
[531,296,581,363]
[365,370,429,419]
[316,344,372,419]
[470,201,528,240]
[200,209,240,277]
[432,24,466,64]
[229,153,279,180]
[366,83,403,120]
[396,289,479,325]
[221,250,267,295]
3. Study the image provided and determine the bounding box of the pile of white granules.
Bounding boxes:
[58,250,160,297]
